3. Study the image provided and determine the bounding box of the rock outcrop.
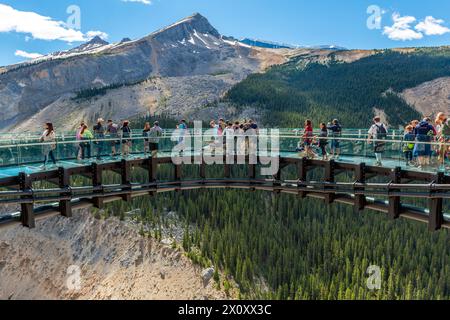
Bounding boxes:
[0,209,229,300]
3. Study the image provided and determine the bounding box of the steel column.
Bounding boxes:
[324,160,335,204]
[354,163,366,212]
[298,158,308,198]
[121,160,132,202]
[388,167,402,219]
[147,156,158,196]
[273,161,282,194]
[248,163,256,191]
[175,163,182,191]
[92,163,104,208]
[19,172,35,228]
[429,172,444,231]
[58,167,72,217]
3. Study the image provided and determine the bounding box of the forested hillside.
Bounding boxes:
[225,49,450,128]
[93,166,449,300]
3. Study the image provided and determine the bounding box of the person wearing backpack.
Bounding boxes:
[368,116,388,166]
[147,121,163,158]
[413,118,436,169]
[403,125,415,166]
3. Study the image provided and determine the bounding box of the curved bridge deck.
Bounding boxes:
[0,152,449,231]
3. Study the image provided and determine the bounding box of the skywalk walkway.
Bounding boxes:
[0,131,449,231]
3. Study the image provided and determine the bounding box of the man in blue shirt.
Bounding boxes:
[327,119,342,160]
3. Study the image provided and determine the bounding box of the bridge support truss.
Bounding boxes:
[0,156,448,232]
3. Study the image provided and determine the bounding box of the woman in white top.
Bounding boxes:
[40,123,57,168]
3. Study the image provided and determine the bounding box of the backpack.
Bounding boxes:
[330,125,342,137]
[376,124,387,140]
[148,127,162,143]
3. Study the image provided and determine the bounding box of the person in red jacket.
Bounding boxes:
[303,119,315,159]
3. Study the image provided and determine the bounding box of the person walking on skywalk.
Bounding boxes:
[368,116,388,167]
[40,122,57,169]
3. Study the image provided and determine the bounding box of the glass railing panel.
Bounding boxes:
[0,131,448,176]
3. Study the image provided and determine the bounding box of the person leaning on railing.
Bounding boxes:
[40,122,57,169]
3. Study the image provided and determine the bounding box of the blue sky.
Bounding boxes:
[1,0,450,66]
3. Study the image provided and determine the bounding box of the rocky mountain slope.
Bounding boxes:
[0,209,230,300]
[400,76,450,117]
[0,13,289,131]
[2,12,448,132]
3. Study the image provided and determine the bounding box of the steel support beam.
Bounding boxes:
[354,163,366,212]
[388,167,402,219]
[121,160,132,202]
[273,165,282,194]
[58,167,72,217]
[175,163,182,191]
[429,172,444,231]
[298,157,308,198]
[248,163,256,191]
[324,160,335,204]
[19,172,35,228]
[147,156,158,196]
[92,163,104,208]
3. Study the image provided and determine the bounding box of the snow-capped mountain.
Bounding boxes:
[239,38,346,51]
[0,13,289,130]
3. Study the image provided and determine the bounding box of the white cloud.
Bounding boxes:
[15,50,44,59]
[0,4,108,43]
[122,0,152,4]
[415,16,450,36]
[383,13,423,41]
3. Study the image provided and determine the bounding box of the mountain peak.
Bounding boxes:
[189,12,204,20]
[86,36,109,46]
[68,36,109,54]
[151,13,221,41]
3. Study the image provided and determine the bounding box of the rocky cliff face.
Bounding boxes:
[0,209,230,300]
[0,13,287,131]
